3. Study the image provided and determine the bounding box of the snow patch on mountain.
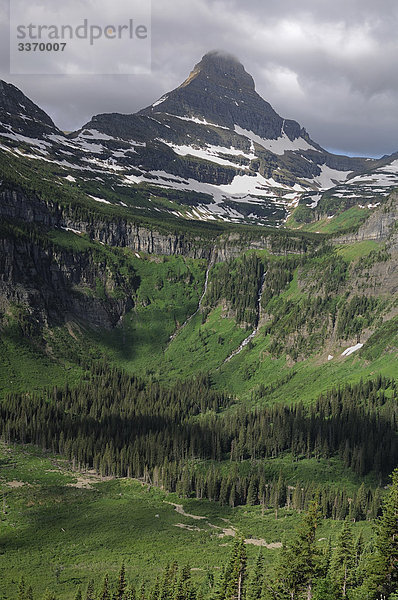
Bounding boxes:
[159,139,255,168]
[309,193,322,208]
[152,96,168,107]
[78,129,116,141]
[304,165,351,190]
[89,195,111,204]
[162,113,230,130]
[341,343,363,357]
[234,125,319,156]
[1,130,51,151]
[218,173,286,196]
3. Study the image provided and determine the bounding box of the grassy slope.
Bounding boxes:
[0,443,373,600]
[335,240,380,261]
[142,242,397,403]
[0,328,83,397]
[0,234,208,395]
[86,254,207,376]
[287,206,372,234]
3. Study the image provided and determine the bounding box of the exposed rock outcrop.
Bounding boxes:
[334,192,398,244]
[0,234,134,329]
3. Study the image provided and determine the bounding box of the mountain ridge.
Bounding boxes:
[0,50,398,228]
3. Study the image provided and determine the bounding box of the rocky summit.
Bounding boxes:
[141,50,293,139]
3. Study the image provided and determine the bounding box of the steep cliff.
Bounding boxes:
[0,225,136,330]
[0,186,317,260]
[334,192,398,245]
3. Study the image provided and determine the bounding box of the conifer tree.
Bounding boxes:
[295,502,322,599]
[42,591,57,600]
[173,577,185,600]
[74,589,82,600]
[331,520,355,598]
[149,578,160,600]
[218,537,247,600]
[100,574,111,600]
[246,550,264,600]
[26,586,34,600]
[375,468,398,596]
[117,564,127,600]
[139,581,146,600]
[125,587,136,600]
[86,580,95,600]
[174,564,196,600]
[18,577,26,600]
[277,540,303,600]
[277,502,322,600]
[353,531,364,569]
[229,485,236,508]
[246,478,258,506]
[312,577,335,600]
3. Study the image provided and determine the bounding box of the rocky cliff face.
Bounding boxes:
[140,51,304,142]
[0,188,213,259]
[0,179,391,336]
[0,185,314,260]
[0,178,318,334]
[0,231,135,329]
[335,192,398,244]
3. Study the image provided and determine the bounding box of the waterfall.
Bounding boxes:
[224,271,267,363]
[169,257,213,342]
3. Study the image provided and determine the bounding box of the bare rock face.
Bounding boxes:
[0,232,134,330]
[335,192,398,244]
[76,51,368,190]
[0,188,213,260]
[140,51,301,141]
[0,80,59,138]
[0,180,316,332]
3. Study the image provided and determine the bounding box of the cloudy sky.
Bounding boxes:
[1,0,398,157]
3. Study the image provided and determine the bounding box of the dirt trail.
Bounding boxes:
[6,480,28,488]
[165,501,207,520]
[245,539,282,548]
[175,523,202,531]
[166,501,281,549]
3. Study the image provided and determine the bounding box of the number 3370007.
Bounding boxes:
[18,43,66,51]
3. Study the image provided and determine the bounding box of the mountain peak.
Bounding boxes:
[141,51,297,140]
[179,50,255,92]
[0,79,57,138]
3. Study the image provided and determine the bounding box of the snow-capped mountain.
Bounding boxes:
[1,51,397,226]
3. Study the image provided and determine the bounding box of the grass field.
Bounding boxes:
[335,240,380,261]
[0,442,374,600]
[287,206,372,234]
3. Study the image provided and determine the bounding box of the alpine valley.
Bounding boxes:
[0,51,397,600]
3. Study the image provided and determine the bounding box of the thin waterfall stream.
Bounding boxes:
[224,270,267,362]
[169,258,213,342]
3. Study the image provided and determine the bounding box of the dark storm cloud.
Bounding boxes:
[1,0,398,156]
